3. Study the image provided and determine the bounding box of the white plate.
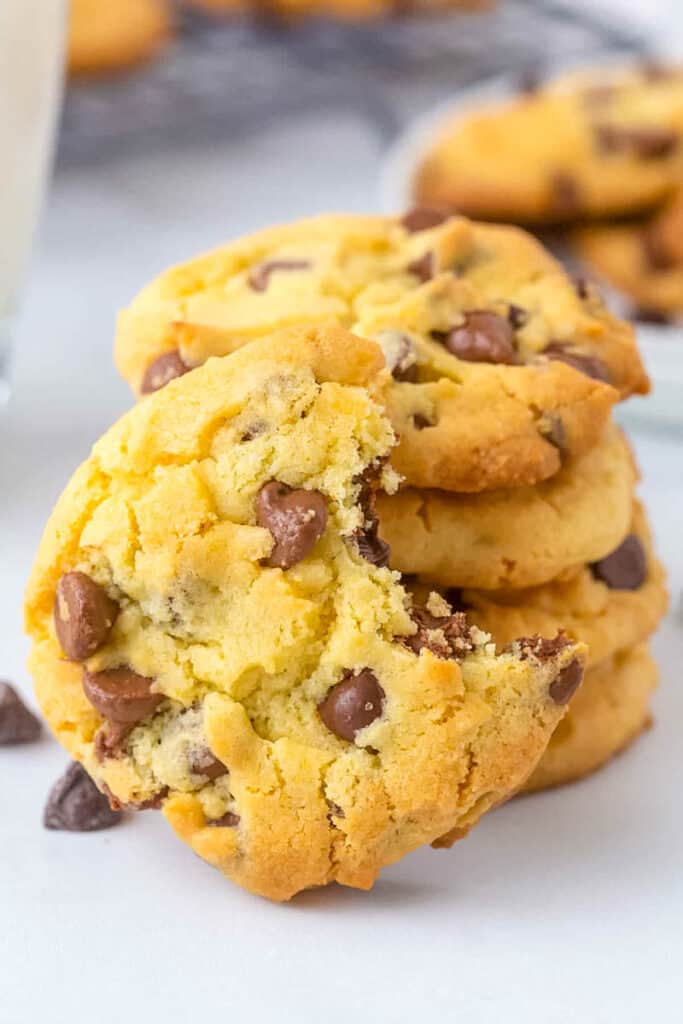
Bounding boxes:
[378,71,683,435]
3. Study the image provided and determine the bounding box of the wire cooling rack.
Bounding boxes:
[58,0,646,164]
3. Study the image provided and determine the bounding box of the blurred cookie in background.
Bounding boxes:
[186,0,492,19]
[68,0,173,76]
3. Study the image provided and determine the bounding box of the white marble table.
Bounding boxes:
[2,65,683,1024]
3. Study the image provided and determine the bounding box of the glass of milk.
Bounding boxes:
[0,0,66,403]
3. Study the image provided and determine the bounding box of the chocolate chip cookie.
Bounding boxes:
[524,642,658,792]
[68,0,171,76]
[414,64,683,224]
[428,501,667,668]
[573,185,683,321]
[115,212,646,494]
[377,425,636,590]
[25,325,585,901]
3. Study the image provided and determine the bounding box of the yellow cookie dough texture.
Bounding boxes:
[115,212,646,494]
[414,65,683,223]
[26,326,584,901]
[377,425,636,590]
[68,0,172,75]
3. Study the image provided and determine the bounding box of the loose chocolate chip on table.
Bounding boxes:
[248,259,311,292]
[256,481,328,570]
[82,667,162,724]
[507,304,528,330]
[594,123,678,159]
[44,761,122,832]
[188,746,229,781]
[441,311,517,365]
[0,682,42,745]
[207,812,240,828]
[140,350,190,395]
[401,606,474,660]
[549,659,584,705]
[318,669,385,742]
[401,207,451,233]
[590,534,647,590]
[406,251,435,283]
[550,172,581,219]
[54,572,119,661]
[544,341,610,383]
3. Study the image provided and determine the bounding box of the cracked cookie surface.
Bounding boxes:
[414,64,683,224]
[377,425,636,590]
[25,325,585,901]
[114,212,645,494]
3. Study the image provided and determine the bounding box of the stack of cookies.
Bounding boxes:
[24,210,666,900]
[413,63,683,322]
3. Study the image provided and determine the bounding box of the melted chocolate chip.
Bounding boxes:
[574,277,590,300]
[352,468,390,568]
[188,746,229,781]
[411,412,434,430]
[0,682,42,744]
[94,720,133,762]
[634,307,675,325]
[544,341,611,383]
[207,812,240,828]
[508,304,528,329]
[401,606,474,660]
[44,762,122,832]
[248,260,311,292]
[590,534,647,590]
[442,311,517,365]
[516,632,573,662]
[141,350,190,395]
[406,251,435,282]
[375,331,418,381]
[549,659,584,705]
[102,784,169,811]
[401,207,451,233]
[550,173,581,218]
[539,414,568,453]
[256,481,328,570]
[443,588,468,612]
[594,123,678,159]
[54,572,119,662]
[82,667,162,725]
[318,669,385,742]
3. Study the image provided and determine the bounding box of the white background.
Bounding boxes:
[2,3,683,1022]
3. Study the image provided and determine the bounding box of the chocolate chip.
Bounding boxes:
[401,207,451,233]
[44,762,122,832]
[508,304,528,329]
[642,226,678,271]
[207,812,240,828]
[411,412,433,430]
[539,414,568,453]
[239,420,268,442]
[54,572,119,662]
[256,481,328,570]
[82,667,162,725]
[406,251,435,282]
[443,588,467,612]
[595,123,678,159]
[318,669,385,742]
[590,534,647,590]
[352,468,390,568]
[574,276,590,300]
[544,341,611,383]
[0,682,42,745]
[442,311,517,365]
[188,746,228,781]
[549,659,584,705]
[375,330,418,381]
[550,172,581,218]
[94,720,133,761]
[634,307,675,325]
[516,632,573,662]
[100,782,168,811]
[401,606,474,660]
[248,260,310,292]
[141,350,190,394]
